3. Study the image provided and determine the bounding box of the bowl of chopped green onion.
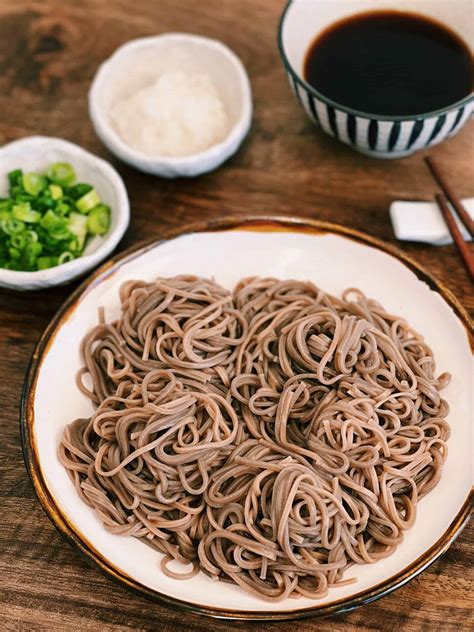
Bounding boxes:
[0,136,129,290]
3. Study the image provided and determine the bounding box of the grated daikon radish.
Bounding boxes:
[110,70,230,158]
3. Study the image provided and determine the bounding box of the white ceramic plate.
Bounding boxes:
[22,218,472,620]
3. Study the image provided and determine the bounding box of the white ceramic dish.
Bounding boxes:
[0,136,130,291]
[22,218,472,620]
[390,197,474,245]
[89,34,253,178]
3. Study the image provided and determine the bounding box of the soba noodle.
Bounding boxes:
[58,275,450,601]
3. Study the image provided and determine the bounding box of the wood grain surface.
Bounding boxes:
[0,1,473,630]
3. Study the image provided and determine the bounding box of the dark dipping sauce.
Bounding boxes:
[303,10,473,116]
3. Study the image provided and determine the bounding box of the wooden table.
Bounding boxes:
[1,1,472,630]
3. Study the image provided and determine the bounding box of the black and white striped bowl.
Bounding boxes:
[278,0,473,159]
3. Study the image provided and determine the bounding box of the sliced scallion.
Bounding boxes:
[12,203,41,223]
[46,162,76,187]
[75,188,101,214]
[87,204,111,235]
[58,251,74,265]
[49,184,63,200]
[2,218,26,235]
[1,161,112,271]
[23,172,47,196]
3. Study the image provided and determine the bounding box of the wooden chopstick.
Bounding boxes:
[435,193,474,281]
[425,156,474,237]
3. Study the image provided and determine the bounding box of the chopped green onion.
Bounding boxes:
[23,172,47,196]
[87,204,111,235]
[4,261,22,270]
[46,162,76,187]
[23,241,42,266]
[8,169,23,188]
[10,233,27,249]
[24,230,39,243]
[49,227,71,241]
[58,251,74,265]
[12,203,41,223]
[68,212,88,250]
[0,161,112,271]
[40,210,68,233]
[55,201,71,216]
[49,184,63,200]
[75,188,101,214]
[37,256,58,270]
[68,236,79,252]
[68,183,92,200]
[38,195,56,211]
[2,218,25,235]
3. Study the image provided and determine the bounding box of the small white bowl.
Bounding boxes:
[0,136,130,291]
[89,33,253,178]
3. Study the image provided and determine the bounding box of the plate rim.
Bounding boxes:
[20,215,474,621]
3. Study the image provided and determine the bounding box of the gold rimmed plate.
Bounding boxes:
[21,216,473,620]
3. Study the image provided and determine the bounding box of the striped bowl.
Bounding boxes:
[278,0,474,159]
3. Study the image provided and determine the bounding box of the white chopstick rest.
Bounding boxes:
[390,198,474,246]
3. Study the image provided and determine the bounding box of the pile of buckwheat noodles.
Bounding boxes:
[59,275,450,601]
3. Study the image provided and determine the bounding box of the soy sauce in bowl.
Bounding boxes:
[303,10,473,116]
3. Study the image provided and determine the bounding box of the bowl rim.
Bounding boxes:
[0,135,130,286]
[88,32,253,168]
[277,0,474,123]
[20,214,473,621]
